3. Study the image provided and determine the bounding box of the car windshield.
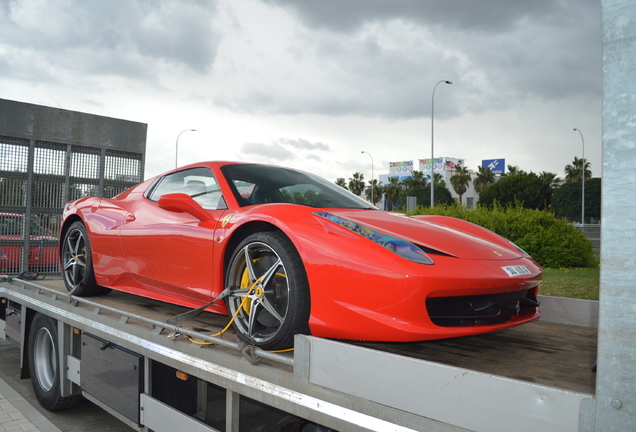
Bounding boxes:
[221,164,377,209]
[0,215,49,236]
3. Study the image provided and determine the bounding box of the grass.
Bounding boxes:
[539,267,600,300]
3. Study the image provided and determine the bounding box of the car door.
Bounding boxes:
[118,167,228,303]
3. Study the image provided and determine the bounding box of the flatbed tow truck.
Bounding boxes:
[0,275,598,432]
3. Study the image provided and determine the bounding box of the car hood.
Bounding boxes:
[319,210,522,261]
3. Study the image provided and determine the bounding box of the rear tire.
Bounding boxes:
[28,313,83,411]
[61,221,110,296]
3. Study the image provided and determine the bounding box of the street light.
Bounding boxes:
[175,129,197,168]
[573,128,585,227]
[431,80,453,208]
[361,150,374,205]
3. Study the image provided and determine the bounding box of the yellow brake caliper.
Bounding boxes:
[240,267,253,315]
[239,258,286,316]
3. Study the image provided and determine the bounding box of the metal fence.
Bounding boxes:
[0,135,143,275]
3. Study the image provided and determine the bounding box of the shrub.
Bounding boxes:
[408,203,596,268]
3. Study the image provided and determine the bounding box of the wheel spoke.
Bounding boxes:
[247,298,261,335]
[66,234,77,255]
[230,287,252,298]
[259,296,285,325]
[63,257,76,271]
[259,257,282,288]
[243,246,257,282]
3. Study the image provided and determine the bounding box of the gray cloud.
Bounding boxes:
[264,0,573,34]
[0,0,221,83]
[278,138,330,151]
[241,142,293,161]
[217,0,601,119]
[241,138,330,163]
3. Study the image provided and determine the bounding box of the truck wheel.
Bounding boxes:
[28,313,83,411]
[61,221,110,296]
[225,231,310,350]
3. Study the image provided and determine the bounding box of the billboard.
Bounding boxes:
[418,157,464,172]
[482,159,505,175]
[389,161,414,174]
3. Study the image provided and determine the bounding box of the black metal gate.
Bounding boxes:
[1,136,143,275]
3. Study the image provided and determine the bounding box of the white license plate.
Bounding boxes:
[502,265,533,277]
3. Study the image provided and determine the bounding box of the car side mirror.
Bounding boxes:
[158,193,212,222]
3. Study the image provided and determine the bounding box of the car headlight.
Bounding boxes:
[509,241,531,258]
[314,212,434,265]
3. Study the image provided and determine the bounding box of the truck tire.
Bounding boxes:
[27,313,83,411]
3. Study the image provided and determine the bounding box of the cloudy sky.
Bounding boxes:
[0,0,602,183]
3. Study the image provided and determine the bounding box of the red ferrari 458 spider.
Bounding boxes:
[60,161,542,349]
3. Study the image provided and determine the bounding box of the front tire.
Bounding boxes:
[61,221,110,296]
[28,313,83,411]
[225,231,310,350]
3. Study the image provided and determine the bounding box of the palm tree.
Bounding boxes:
[428,172,445,187]
[505,165,525,176]
[384,176,402,208]
[410,171,426,189]
[364,179,382,205]
[402,176,415,191]
[473,165,496,194]
[335,178,348,189]
[450,166,471,204]
[539,171,560,189]
[348,172,365,195]
[564,157,592,183]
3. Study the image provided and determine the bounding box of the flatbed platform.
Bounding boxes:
[34,277,597,395]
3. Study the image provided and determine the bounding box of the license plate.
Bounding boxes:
[502,265,532,277]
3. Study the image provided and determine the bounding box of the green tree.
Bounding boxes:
[364,179,383,206]
[384,176,403,208]
[552,178,601,222]
[348,172,365,196]
[564,157,592,183]
[403,170,426,191]
[473,165,496,194]
[478,172,552,210]
[504,165,525,176]
[538,171,560,189]
[414,184,454,207]
[335,178,347,189]
[450,166,471,204]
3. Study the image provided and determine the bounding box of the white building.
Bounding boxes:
[379,157,486,209]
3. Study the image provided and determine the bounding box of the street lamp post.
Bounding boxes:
[431,80,453,208]
[573,128,585,227]
[361,151,374,205]
[176,129,197,169]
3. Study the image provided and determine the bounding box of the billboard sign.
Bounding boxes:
[482,159,505,175]
[389,161,414,174]
[418,157,464,172]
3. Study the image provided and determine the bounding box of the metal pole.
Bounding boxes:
[573,128,585,227]
[431,80,452,207]
[361,151,374,205]
[175,129,197,169]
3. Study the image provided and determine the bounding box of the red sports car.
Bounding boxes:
[60,161,541,349]
[1,213,58,274]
